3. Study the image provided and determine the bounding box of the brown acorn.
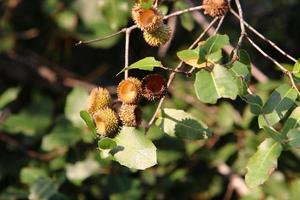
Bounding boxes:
[202,0,229,17]
[93,108,119,138]
[143,24,171,47]
[117,77,142,104]
[132,3,163,33]
[87,87,111,115]
[142,74,167,101]
[119,104,143,127]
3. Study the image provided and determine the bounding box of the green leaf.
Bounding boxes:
[238,49,251,66]
[98,138,117,150]
[245,138,283,188]
[290,179,300,200]
[66,158,99,185]
[243,94,263,115]
[20,167,48,185]
[175,1,194,31]
[156,108,211,140]
[287,129,300,148]
[141,0,154,9]
[230,61,251,96]
[65,87,89,127]
[41,117,81,151]
[263,126,286,144]
[29,178,58,200]
[0,87,20,109]
[177,49,208,69]
[112,127,157,170]
[258,84,298,128]
[194,65,239,104]
[282,107,300,135]
[118,57,162,75]
[292,59,300,73]
[1,93,53,136]
[80,110,97,138]
[198,34,230,64]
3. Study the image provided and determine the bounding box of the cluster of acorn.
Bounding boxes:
[87,74,167,138]
[131,1,171,47]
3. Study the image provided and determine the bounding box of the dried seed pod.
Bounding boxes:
[143,24,171,47]
[119,104,142,127]
[93,108,119,138]
[202,0,229,17]
[142,74,167,101]
[117,77,142,104]
[87,87,111,115]
[132,3,164,33]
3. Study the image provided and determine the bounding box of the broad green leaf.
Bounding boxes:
[0,87,20,109]
[66,158,99,185]
[177,49,208,69]
[156,108,211,140]
[243,94,263,115]
[98,138,117,150]
[118,57,162,75]
[1,93,53,136]
[194,65,239,104]
[238,49,251,66]
[65,87,89,127]
[112,127,157,170]
[258,84,298,128]
[80,110,97,138]
[41,117,81,151]
[230,61,251,96]
[29,178,58,200]
[20,167,48,185]
[290,179,300,200]
[245,138,283,188]
[263,126,286,144]
[287,129,300,148]
[282,107,300,135]
[198,34,230,64]
[175,1,194,31]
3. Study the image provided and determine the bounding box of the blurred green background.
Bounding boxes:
[1,0,300,199]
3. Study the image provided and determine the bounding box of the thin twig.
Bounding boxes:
[163,6,204,20]
[246,36,300,96]
[124,28,132,79]
[230,10,298,63]
[214,15,225,35]
[233,0,246,56]
[146,18,219,130]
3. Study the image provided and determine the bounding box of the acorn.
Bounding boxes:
[117,77,142,104]
[132,3,163,33]
[142,74,167,101]
[87,87,111,115]
[202,0,229,17]
[93,108,119,138]
[119,104,143,127]
[143,24,171,47]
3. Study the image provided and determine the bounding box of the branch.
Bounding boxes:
[232,0,246,57]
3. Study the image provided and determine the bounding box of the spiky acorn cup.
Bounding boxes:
[119,104,143,127]
[142,74,167,101]
[87,87,111,115]
[132,3,163,33]
[143,24,171,47]
[93,108,119,138]
[202,0,229,17]
[117,77,142,104]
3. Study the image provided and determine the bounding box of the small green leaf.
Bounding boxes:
[175,1,194,31]
[230,61,251,96]
[98,138,117,150]
[282,107,300,135]
[118,57,162,75]
[263,126,286,144]
[258,84,298,128]
[177,49,208,69]
[20,167,48,185]
[292,59,300,73]
[0,87,20,109]
[141,0,154,9]
[65,87,89,127]
[80,110,97,138]
[198,34,230,64]
[243,94,263,115]
[245,138,283,188]
[194,65,239,104]
[112,127,157,170]
[287,129,300,148]
[238,49,251,66]
[156,108,211,140]
[29,178,58,200]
